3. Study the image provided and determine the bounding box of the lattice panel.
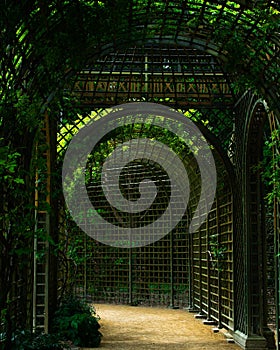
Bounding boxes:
[232,91,252,334]
[58,105,235,334]
[192,151,234,330]
[133,239,173,306]
[219,191,234,330]
[67,46,235,153]
[72,225,191,308]
[266,210,277,332]
[60,108,202,309]
[173,217,190,308]
[56,91,242,341]
[72,46,234,109]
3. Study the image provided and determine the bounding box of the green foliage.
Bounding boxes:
[254,127,280,203]
[10,330,67,350]
[0,0,279,344]
[0,0,131,317]
[209,234,227,272]
[262,128,280,203]
[51,295,102,348]
[0,142,24,188]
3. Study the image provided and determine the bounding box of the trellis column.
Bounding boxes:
[33,112,58,333]
[233,99,275,349]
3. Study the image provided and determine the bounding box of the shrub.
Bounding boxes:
[10,330,67,350]
[51,295,102,348]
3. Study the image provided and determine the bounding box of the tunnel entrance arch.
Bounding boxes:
[0,2,279,349]
[57,103,234,328]
[52,43,278,349]
[240,101,279,349]
[56,44,236,333]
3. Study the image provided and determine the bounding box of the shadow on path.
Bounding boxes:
[82,304,241,350]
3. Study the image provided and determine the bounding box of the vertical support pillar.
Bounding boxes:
[198,224,203,316]
[216,200,223,329]
[270,112,280,350]
[206,215,212,323]
[169,230,175,308]
[44,112,51,333]
[195,203,207,320]
[33,112,52,334]
[204,209,216,326]
[144,55,149,95]
[187,226,194,310]
[33,163,39,332]
[128,246,133,305]
[275,199,280,350]
[84,236,87,299]
[44,215,50,333]
[234,102,273,349]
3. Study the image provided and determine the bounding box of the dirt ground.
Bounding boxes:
[81,303,241,350]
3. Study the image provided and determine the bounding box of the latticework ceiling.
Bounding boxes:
[73,0,280,114]
[1,0,279,115]
[72,46,235,109]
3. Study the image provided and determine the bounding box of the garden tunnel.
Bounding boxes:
[52,44,279,349]
[57,46,236,321]
[0,1,279,350]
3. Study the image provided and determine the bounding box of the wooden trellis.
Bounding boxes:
[53,41,280,349]
[0,2,279,350]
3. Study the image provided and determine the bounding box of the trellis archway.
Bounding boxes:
[52,42,278,349]
[1,1,279,350]
[57,103,234,322]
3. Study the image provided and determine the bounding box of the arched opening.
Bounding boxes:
[56,103,234,325]
[1,2,279,350]
[239,101,278,349]
[54,41,237,335]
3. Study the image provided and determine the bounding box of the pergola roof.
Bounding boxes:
[86,0,280,113]
[72,46,235,108]
[1,0,279,114]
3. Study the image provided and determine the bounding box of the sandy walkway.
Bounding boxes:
[86,303,241,350]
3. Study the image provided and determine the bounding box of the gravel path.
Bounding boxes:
[84,303,241,350]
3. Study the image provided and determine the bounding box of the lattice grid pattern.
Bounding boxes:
[57,105,234,331]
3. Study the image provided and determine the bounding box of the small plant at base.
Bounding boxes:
[10,330,67,350]
[51,295,102,348]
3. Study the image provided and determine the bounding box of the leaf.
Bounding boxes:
[14,178,24,184]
